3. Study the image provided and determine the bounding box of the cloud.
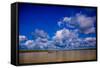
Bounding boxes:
[58,21,62,27]
[28,28,79,50]
[80,27,95,34]
[76,13,95,28]
[33,29,49,38]
[74,37,96,48]
[84,37,96,47]
[24,40,35,49]
[54,29,65,39]
[52,28,96,49]
[47,41,57,50]
[19,34,96,50]
[57,13,96,34]
[19,13,96,50]
[35,37,48,49]
[53,28,70,39]
[33,29,50,49]
[52,28,79,48]
[63,17,71,22]
[31,29,50,49]
[19,38,49,50]
[58,17,71,27]
[85,37,96,41]
[58,17,77,29]
[54,28,78,40]
[19,29,50,50]
[24,40,34,46]
[19,35,27,42]
[76,13,96,34]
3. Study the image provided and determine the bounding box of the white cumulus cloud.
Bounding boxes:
[76,13,96,34]
[84,37,96,47]
[24,40,35,49]
[19,13,96,50]
[33,29,49,38]
[19,35,27,42]
[63,17,71,22]
[52,28,79,48]
[81,27,95,34]
[57,13,96,34]
[76,13,96,28]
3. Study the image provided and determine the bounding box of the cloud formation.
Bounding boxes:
[63,17,71,22]
[19,35,27,42]
[76,14,95,28]
[57,13,96,34]
[84,37,96,47]
[33,29,49,38]
[24,40,35,49]
[58,17,77,29]
[76,13,96,34]
[34,37,48,49]
[19,13,96,50]
[52,28,79,48]
[53,28,78,40]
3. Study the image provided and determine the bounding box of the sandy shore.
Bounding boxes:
[19,49,96,64]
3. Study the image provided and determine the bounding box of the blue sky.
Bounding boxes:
[18,3,97,50]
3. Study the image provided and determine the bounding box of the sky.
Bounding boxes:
[18,3,97,50]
